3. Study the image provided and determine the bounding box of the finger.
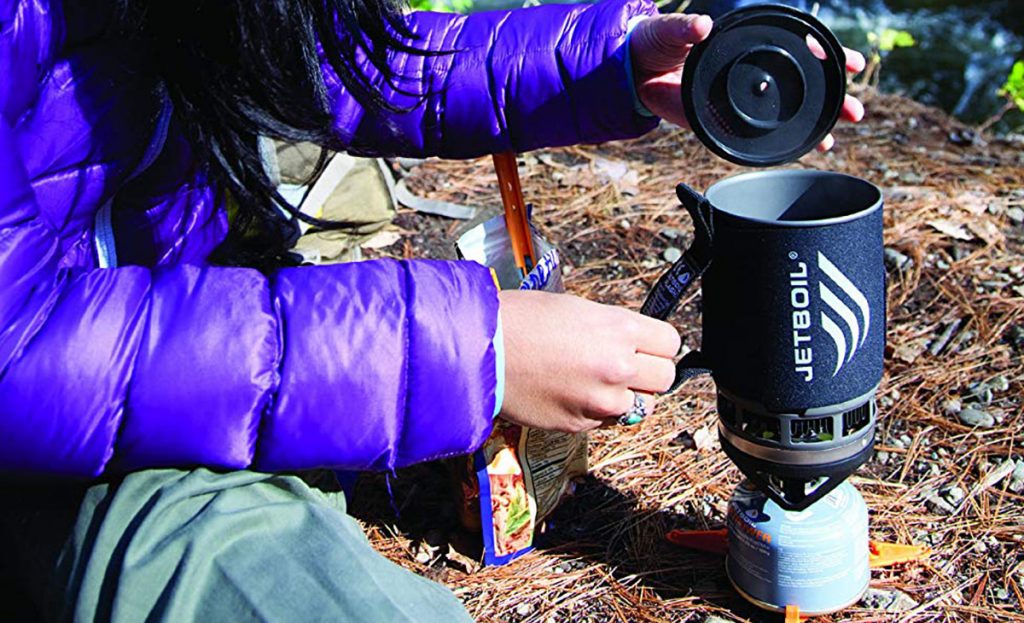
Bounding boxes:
[637,77,691,128]
[597,391,657,428]
[634,14,714,74]
[841,94,865,123]
[588,387,637,420]
[805,39,867,75]
[817,133,835,152]
[631,353,676,394]
[843,47,866,74]
[806,34,827,60]
[633,316,683,358]
[649,13,714,48]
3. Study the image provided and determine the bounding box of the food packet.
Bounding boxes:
[454,213,588,565]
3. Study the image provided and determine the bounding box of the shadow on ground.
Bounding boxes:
[351,465,790,622]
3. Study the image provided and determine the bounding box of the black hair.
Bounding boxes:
[118,0,428,269]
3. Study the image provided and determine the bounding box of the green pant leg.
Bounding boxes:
[48,469,473,623]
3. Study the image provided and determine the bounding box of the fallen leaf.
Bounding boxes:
[966,219,1004,246]
[955,190,991,216]
[361,230,402,249]
[928,219,973,241]
[894,339,928,364]
[693,426,716,452]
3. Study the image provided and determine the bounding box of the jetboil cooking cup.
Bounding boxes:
[643,170,885,510]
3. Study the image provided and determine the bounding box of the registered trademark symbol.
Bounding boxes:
[788,251,799,260]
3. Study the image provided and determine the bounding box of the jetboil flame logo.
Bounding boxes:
[790,251,871,382]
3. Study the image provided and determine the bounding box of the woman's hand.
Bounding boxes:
[629,13,867,151]
[497,290,680,433]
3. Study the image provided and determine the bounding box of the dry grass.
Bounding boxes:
[354,90,1024,622]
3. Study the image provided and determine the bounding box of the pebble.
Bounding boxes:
[957,407,995,428]
[1009,460,1024,494]
[989,376,1009,392]
[926,493,956,515]
[670,431,697,450]
[876,451,890,463]
[996,588,1010,601]
[663,247,683,263]
[968,382,995,404]
[943,398,962,416]
[1008,207,1024,224]
[660,227,683,240]
[891,437,906,449]
[702,616,733,623]
[1010,326,1024,350]
[900,434,913,447]
[515,603,533,617]
[619,218,631,230]
[861,588,919,612]
[941,485,965,505]
[884,247,912,271]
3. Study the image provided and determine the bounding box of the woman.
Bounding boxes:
[0,0,864,619]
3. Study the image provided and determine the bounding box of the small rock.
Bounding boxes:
[941,485,965,505]
[957,407,995,428]
[619,218,631,230]
[876,451,890,463]
[989,376,1009,392]
[884,247,912,271]
[660,227,683,240]
[861,588,919,612]
[900,434,913,447]
[515,603,533,617]
[948,129,978,146]
[926,493,956,515]
[890,437,906,449]
[702,616,733,623]
[670,431,697,450]
[1009,326,1024,350]
[900,171,924,184]
[414,549,431,564]
[1008,460,1024,494]
[663,247,683,263]
[1007,207,1024,224]
[996,588,1010,601]
[943,398,962,416]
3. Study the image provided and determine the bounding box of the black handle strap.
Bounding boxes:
[641,184,716,391]
[640,184,714,319]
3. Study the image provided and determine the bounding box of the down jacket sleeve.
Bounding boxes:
[0,0,501,479]
[0,111,499,477]
[327,0,660,157]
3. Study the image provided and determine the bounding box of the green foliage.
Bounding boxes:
[409,0,473,12]
[867,28,916,53]
[998,60,1024,113]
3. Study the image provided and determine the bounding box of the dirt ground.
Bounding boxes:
[355,89,1024,623]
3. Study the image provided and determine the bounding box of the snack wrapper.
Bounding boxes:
[454,213,588,566]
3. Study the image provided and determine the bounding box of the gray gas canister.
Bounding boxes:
[726,480,870,615]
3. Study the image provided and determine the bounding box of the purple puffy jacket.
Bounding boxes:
[0,0,658,478]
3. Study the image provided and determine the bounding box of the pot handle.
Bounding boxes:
[640,183,715,392]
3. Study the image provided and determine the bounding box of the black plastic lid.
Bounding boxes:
[681,4,846,167]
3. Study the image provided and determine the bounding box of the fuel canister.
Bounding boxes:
[725,479,870,615]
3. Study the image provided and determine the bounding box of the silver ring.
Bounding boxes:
[617,392,647,426]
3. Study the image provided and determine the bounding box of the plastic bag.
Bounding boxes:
[454,214,588,565]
